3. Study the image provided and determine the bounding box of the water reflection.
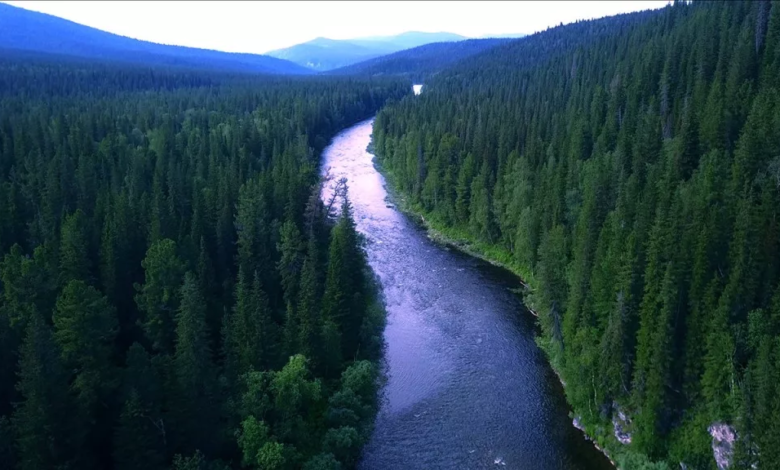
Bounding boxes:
[320,119,613,470]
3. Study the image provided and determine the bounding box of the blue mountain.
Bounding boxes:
[0,2,311,74]
[330,38,514,79]
[266,31,468,71]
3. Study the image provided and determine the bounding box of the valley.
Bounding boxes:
[1,1,779,469]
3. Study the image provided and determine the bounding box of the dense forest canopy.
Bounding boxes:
[328,38,512,81]
[0,50,408,469]
[373,1,780,468]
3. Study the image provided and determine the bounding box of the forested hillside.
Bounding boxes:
[0,50,407,469]
[0,3,311,75]
[330,38,512,80]
[266,32,467,72]
[373,1,780,468]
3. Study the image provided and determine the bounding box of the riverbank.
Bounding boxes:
[327,120,615,469]
[370,149,669,470]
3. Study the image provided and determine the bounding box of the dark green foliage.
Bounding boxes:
[135,239,185,354]
[321,427,361,467]
[224,269,277,383]
[303,453,343,470]
[172,272,219,455]
[0,52,404,469]
[53,280,118,466]
[330,38,513,81]
[113,390,167,470]
[0,415,15,469]
[373,1,780,466]
[113,344,167,470]
[59,209,93,286]
[12,313,73,470]
[323,196,367,364]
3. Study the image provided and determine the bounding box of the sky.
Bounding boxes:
[4,1,671,54]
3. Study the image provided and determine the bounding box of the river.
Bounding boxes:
[320,119,614,470]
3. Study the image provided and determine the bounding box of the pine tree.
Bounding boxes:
[0,415,16,470]
[172,272,218,455]
[1,243,57,332]
[277,218,305,309]
[135,239,185,353]
[225,268,276,382]
[12,313,73,470]
[53,280,118,397]
[113,390,167,470]
[59,208,93,286]
[113,342,167,470]
[323,196,365,363]
[235,177,272,292]
[536,225,568,352]
[53,279,119,466]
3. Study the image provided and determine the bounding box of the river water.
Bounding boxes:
[320,119,613,470]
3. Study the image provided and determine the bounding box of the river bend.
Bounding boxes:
[320,119,613,470]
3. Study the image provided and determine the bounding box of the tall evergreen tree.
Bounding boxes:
[172,272,218,455]
[59,208,92,286]
[135,239,185,353]
[12,313,73,470]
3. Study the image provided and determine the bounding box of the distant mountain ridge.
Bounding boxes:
[0,2,311,75]
[330,38,515,79]
[479,32,527,39]
[266,31,468,71]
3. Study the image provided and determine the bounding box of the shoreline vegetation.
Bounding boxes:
[370,140,669,470]
[368,3,780,468]
[0,52,409,470]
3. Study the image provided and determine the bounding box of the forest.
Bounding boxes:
[372,1,780,468]
[329,38,512,81]
[0,52,408,469]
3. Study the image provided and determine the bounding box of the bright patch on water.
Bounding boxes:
[320,119,613,470]
[413,84,423,95]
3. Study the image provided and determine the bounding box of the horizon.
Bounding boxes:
[2,1,671,55]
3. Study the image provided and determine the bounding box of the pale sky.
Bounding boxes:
[4,1,671,54]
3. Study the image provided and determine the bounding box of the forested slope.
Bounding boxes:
[0,51,407,469]
[329,38,512,81]
[0,3,311,75]
[373,1,780,468]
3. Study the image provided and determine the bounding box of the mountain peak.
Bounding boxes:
[266,31,468,72]
[0,2,310,75]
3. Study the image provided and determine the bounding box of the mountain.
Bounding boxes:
[478,32,527,39]
[0,2,311,75]
[350,31,467,50]
[265,37,389,71]
[330,38,513,79]
[373,1,780,468]
[266,31,467,71]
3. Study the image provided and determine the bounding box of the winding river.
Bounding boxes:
[321,119,613,470]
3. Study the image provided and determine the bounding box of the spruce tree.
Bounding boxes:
[59,208,92,286]
[135,239,185,353]
[13,313,73,470]
[172,272,218,455]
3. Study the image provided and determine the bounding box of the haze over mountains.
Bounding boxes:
[265,32,468,71]
[0,3,525,76]
[329,38,514,78]
[0,2,313,75]
[6,1,779,470]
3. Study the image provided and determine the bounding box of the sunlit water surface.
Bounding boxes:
[320,119,613,470]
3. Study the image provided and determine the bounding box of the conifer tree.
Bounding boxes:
[13,313,73,470]
[172,272,218,455]
[135,239,185,353]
